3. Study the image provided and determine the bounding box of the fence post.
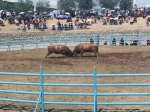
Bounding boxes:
[108,34,111,46]
[139,33,142,46]
[50,36,53,46]
[79,34,82,44]
[93,66,97,112]
[94,34,96,44]
[21,37,24,50]
[124,34,126,46]
[7,37,10,51]
[40,66,44,112]
[36,36,38,49]
[65,35,67,46]
[109,30,114,46]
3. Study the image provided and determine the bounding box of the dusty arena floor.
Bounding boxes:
[1,46,150,112]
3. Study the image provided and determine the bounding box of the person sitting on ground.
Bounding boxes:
[112,38,116,45]
[119,18,123,25]
[103,19,107,25]
[90,38,94,44]
[27,23,31,30]
[0,20,5,26]
[18,17,22,24]
[70,23,73,30]
[120,38,124,45]
[15,19,19,26]
[130,18,134,25]
[8,16,12,24]
[133,17,137,23]
[22,26,26,32]
[146,21,149,26]
[64,24,67,30]
[57,20,61,26]
[52,25,56,30]
[104,41,107,45]
[43,20,47,29]
[39,19,43,29]
[34,19,39,29]
[94,16,97,24]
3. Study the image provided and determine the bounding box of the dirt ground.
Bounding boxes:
[1,46,150,111]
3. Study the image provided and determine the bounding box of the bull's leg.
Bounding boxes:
[45,52,52,58]
[96,52,99,58]
[45,52,49,58]
[80,51,84,57]
[93,52,99,58]
[65,54,68,58]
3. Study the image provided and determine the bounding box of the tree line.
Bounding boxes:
[0,0,133,14]
[58,0,133,11]
[0,0,50,14]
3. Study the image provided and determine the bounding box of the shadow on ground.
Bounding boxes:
[0,104,147,112]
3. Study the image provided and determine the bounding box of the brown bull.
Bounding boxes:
[73,43,99,57]
[45,45,73,58]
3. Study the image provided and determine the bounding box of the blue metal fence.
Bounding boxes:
[1,67,150,112]
[1,30,150,52]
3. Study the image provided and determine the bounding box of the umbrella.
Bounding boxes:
[65,12,70,15]
[19,12,25,15]
[49,12,53,15]
[9,9,14,12]
[43,12,47,15]
[2,10,8,12]
[56,15,71,20]
[98,13,102,15]
[28,11,33,13]
[0,10,3,13]
[114,18,118,20]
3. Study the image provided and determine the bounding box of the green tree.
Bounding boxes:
[76,0,94,10]
[15,0,33,13]
[119,0,133,10]
[0,0,7,10]
[57,0,76,12]
[99,0,119,9]
[36,0,50,12]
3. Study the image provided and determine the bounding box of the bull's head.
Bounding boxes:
[73,51,77,57]
[68,52,74,57]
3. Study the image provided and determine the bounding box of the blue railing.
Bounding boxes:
[1,67,150,112]
[1,30,150,52]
